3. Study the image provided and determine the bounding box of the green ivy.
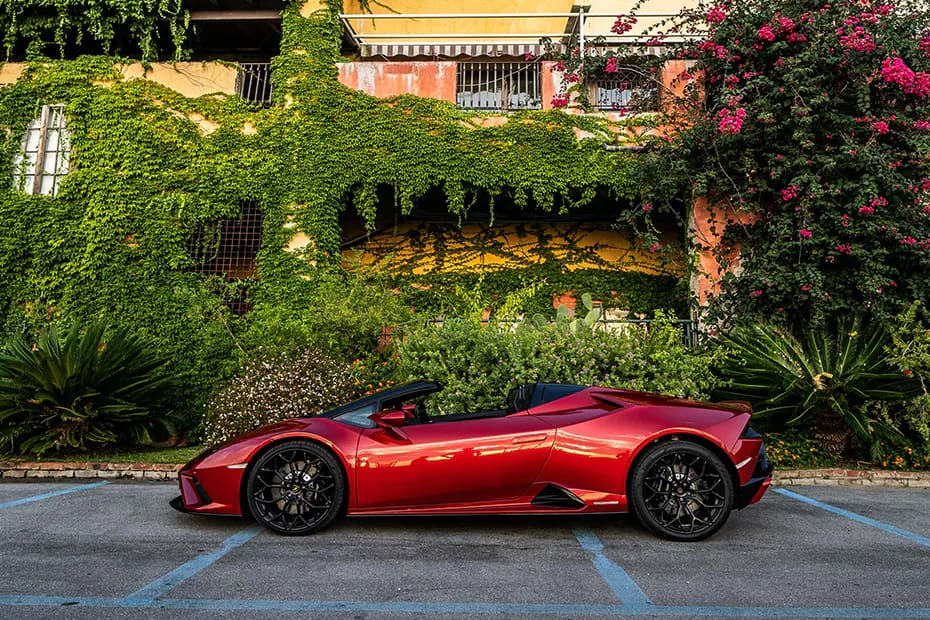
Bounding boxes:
[0,1,670,431]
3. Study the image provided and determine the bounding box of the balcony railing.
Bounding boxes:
[595,67,660,112]
[457,62,542,111]
[236,63,273,106]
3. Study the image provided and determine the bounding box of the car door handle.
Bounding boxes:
[512,434,548,444]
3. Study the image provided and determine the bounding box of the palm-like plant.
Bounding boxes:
[0,321,174,456]
[716,317,918,457]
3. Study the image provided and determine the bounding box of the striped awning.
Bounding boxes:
[361,43,548,58]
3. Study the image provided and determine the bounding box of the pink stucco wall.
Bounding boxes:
[337,62,458,102]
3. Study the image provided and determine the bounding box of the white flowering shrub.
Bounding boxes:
[203,348,359,446]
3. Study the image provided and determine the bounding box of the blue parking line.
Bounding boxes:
[125,524,262,602]
[775,488,930,549]
[3,595,930,617]
[0,481,110,509]
[572,525,652,608]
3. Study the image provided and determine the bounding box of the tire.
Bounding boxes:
[629,440,734,541]
[246,440,346,535]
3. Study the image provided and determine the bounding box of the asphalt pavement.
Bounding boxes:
[0,480,928,619]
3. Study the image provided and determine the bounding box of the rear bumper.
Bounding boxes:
[736,448,774,509]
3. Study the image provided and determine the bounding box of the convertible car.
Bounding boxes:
[171,382,772,541]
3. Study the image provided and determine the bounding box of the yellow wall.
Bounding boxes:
[342,222,682,276]
[1,62,237,98]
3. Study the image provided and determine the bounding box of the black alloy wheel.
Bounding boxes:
[246,440,346,535]
[629,440,734,541]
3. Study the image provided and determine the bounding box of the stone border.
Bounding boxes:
[1,461,929,487]
[774,468,930,488]
[0,461,181,480]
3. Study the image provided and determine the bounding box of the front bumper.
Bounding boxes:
[169,495,189,513]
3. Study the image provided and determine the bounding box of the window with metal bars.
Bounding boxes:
[188,200,264,315]
[236,63,274,106]
[594,66,660,112]
[456,62,542,111]
[12,104,71,196]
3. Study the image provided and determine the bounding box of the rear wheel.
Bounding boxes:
[629,440,734,541]
[246,440,346,535]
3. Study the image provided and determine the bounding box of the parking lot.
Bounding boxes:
[0,481,928,619]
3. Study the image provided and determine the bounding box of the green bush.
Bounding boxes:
[0,321,175,456]
[716,317,919,458]
[394,311,721,414]
[243,268,413,361]
[203,347,360,446]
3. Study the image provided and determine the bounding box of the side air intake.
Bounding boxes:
[531,484,586,509]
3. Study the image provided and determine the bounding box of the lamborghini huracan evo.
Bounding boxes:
[171,381,772,541]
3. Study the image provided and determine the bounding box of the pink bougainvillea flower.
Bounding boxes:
[836,242,852,254]
[801,284,812,291]
[914,120,930,130]
[553,60,566,72]
[551,93,570,108]
[643,203,653,212]
[839,27,876,53]
[920,35,930,57]
[605,57,619,73]
[751,289,763,298]
[707,5,728,23]
[717,107,747,134]
[611,14,637,34]
[757,24,776,41]
[859,206,875,214]
[777,16,796,32]
[905,73,930,98]
[881,57,916,88]
[871,120,890,134]
[525,52,534,61]
[781,185,800,201]
[799,228,813,238]
[649,243,660,253]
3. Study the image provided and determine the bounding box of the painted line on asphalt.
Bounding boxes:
[3,595,930,617]
[572,524,653,608]
[0,481,110,510]
[125,524,262,602]
[775,488,930,549]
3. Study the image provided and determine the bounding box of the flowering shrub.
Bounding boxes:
[203,348,359,446]
[764,431,841,469]
[626,0,930,327]
[394,312,723,414]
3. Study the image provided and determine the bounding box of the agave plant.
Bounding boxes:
[716,317,918,458]
[0,321,174,456]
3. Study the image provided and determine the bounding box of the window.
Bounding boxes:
[456,62,542,111]
[188,200,264,315]
[12,104,71,196]
[236,63,274,106]
[594,66,660,112]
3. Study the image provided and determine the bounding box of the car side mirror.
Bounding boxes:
[369,410,410,440]
[370,410,409,428]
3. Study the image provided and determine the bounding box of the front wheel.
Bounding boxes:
[246,440,346,535]
[629,440,734,541]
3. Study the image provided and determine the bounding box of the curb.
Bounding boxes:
[1,462,929,487]
[0,461,181,481]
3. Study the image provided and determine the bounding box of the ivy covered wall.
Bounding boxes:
[0,0,682,423]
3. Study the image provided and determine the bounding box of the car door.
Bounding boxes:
[355,414,554,509]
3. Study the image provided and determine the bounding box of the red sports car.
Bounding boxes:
[171,382,772,541]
